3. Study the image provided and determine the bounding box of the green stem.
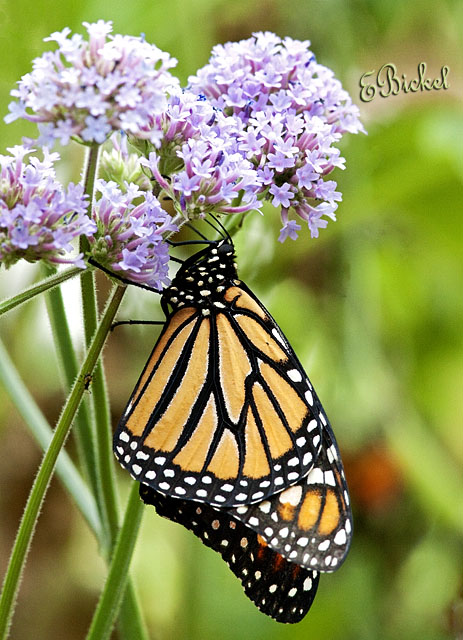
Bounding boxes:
[2,283,147,637]
[83,143,100,207]
[80,142,100,255]
[91,361,120,539]
[0,285,126,640]
[86,482,144,640]
[117,583,149,640]
[79,142,101,352]
[79,265,118,551]
[86,296,146,638]
[0,266,82,316]
[79,142,115,540]
[0,338,102,538]
[86,314,148,639]
[78,142,117,550]
[43,266,100,501]
[78,141,147,637]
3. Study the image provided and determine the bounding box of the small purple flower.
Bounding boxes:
[89,180,177,289]
[269,183,295,208]
[190,32,364,239]
[278,217,301,242]
[5,21,178,146]
[0,145,93,268]
[81,115,113,144]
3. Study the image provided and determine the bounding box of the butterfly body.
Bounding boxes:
[160,241,239,316]
[114,240,325,508]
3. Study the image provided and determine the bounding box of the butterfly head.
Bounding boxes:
[163,239,238,313]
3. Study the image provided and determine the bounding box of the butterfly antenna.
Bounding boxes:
[208,213,233,244]
[204,216,222,241]
[166,222,218,249]
[205,213,233,244]
[186,222,210,242]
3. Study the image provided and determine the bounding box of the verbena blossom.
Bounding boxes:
[139,90,262,220]
[5,20,178,147]
[89,179,177,289]
[189,31,364,240]
[0,145,94,268]
[129,89,218,173]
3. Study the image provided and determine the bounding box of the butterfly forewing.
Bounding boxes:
[114,241,325,507]
[140,484,320,624]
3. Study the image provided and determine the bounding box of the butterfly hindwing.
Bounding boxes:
[114,241,325,507]
[140,484,320,624]
[229,420,352,572]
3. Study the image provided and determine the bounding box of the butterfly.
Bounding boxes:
[113,233,352,622]
[113,238,328,508]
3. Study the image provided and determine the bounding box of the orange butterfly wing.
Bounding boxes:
[114,242,325,507]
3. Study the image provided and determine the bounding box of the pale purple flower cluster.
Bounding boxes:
[0,146,94,268]
[1,27,364,283]
[189,31,364,240]
[140,91,262,220]
[89,180,177,289]
[5,21,178,147]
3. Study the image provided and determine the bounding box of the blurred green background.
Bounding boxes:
[0,1,462,639]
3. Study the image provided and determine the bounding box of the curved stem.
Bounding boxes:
[0,266,82,316]
[0,285,126,640]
